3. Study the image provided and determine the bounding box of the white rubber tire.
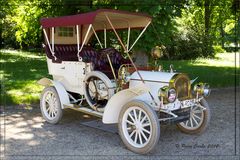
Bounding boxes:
[40,86,63,124]
[118,100,160,154]
[176,98,211,134]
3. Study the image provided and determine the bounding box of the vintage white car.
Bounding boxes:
[38,9,211,154]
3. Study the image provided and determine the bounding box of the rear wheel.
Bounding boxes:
[118,100,160,154]
[40,86,63,124]
[176,99,210,134]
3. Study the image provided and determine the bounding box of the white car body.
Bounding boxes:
[38,9,211,154]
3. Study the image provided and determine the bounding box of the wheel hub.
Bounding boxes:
[135,121,142,132]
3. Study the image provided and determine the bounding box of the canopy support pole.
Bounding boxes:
[43,28,57,60]
[127,26,130,51]
[76,25,80,51]
[102,25,117,82]
[105,15,126,51]
[128,21,151,52]
[105,14,144,80]
[92,26,103,48]
[77,24,92,61]
[104,28,107,48]
[105,14,157,106]
[51,27,54,52]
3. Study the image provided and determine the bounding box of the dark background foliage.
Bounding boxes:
[0,0,239,59]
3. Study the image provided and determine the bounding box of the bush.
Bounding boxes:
[166,32,214,60]
[213,45,225,54]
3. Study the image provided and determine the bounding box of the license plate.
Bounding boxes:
[182,99,194,108]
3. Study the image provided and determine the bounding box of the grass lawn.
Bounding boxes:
[0,49,239,105]
[0,50,48,106]
[159,53,239,88]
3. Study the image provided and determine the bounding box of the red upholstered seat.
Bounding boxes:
[44,45,131,79]
[98,48,131,68]
[96,48,131,78]
[44,44,97,63]
[44,44,79,62]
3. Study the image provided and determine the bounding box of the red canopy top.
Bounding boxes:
[40,9,152,30]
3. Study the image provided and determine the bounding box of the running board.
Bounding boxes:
[63,104,103,118]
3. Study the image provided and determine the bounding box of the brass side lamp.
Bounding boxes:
[151,45,166,71]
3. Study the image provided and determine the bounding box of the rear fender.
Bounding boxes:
[102,83,150,124]
[38,78,70,109]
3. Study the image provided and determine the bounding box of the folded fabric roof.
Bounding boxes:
[40,9,152,30]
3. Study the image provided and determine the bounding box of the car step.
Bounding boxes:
[63,104,103,118]
[160,115,190,125]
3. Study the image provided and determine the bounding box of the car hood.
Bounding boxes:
[130,70,177,83]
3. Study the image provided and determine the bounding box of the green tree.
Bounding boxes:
[1,0,238,58]
[0,0,10,48]
[94,0,187,56]
[2,0,92,49]
[174,0,236,58]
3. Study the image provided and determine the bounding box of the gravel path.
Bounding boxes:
[0,87,239,160]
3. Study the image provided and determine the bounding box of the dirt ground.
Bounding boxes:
[0,87,239,160]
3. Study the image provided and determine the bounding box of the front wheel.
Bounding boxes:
[118,100,160,154]
[40,86,63,124]
[176,99,210,134]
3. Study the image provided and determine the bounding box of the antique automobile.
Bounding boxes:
[38,9,211,154]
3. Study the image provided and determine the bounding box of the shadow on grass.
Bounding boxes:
[1,51,49,105]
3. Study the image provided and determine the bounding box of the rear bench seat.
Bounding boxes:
[44,44,131,78]
[44,44,98,63]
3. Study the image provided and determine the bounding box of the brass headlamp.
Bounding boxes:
[193,83,211,97]
[158,86,177,103]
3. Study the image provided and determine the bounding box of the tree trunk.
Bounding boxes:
[220,19,225,48]
[204,0,210,36]
[0,24,2,49]
[237,16,240,48]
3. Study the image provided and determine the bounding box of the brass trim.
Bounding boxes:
[117,64,133,91]
[169,73,191,100]
[158,86,178,104]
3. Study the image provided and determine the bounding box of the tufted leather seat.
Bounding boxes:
[99,48,130,68]
[44,44,79,62]
[96,48,131,78]
[44,45,131,78]
[44,44,98,63]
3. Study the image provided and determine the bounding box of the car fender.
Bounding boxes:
[102,83,150,124]
[37,78,70,109]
